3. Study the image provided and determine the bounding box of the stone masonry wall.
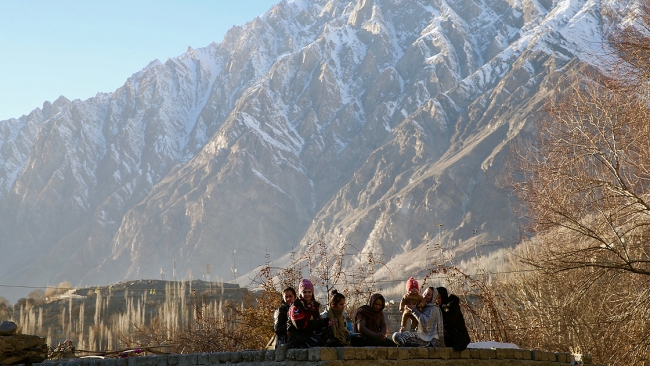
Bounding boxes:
[35,346,593,366]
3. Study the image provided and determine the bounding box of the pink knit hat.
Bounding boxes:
[299,278,314,295]
[406,277,419,292]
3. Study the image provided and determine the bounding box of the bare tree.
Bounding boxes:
[513,77,650,277]
[508,5,650,364]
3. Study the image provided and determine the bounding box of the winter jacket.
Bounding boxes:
[410,301,445,343]
[399,292,425,312]
[441,294,471,351]
[273,302,291,347]
[286,297,327,347]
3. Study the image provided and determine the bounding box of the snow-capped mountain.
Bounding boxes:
[0,0,628,298]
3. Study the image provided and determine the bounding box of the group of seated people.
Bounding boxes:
[273,278,471,350]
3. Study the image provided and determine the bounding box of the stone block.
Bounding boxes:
[521,349,532,360]
[496,348,515,359]
[265,350,275,361]
[450,349,470,359]
[176,355,191,366]
[308,347,337,361]
[386,348,399,360]
[398,348,410,359]
[409,347,428,359]
[156,355,168,366]
[87,359,103,366]
[322,347,338,361]
[429,347,451,359]
[115,359,128,366]
[532,349,545,361]
[512,349,523,359]
[481,349,497,359]
[215,352,230,364]
[375,347,388,360]
[557,352,569,363]
[255,350,266,362]
[583,354,593,364]
[274,345,288,362]
[286,349,297,361]
[337,347,355,360]
[184,354,198,366]
[166,355,178,366]
[207,353,220,364]
[196,353,209,365]
[308,347,320,361]
[230,352,243,363]
[355,348,367,360]
[100,359,117,366]
[241,351,255,362]
[127,357,137,366]
[546,351,555,361]
[469,348,481,359]
[295,349,308,361]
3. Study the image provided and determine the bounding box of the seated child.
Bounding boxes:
[399,277,425,332]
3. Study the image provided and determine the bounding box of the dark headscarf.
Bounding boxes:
[437,287,449,304]
[354,293,385,331]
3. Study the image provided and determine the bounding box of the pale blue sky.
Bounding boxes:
[0,0,279,121]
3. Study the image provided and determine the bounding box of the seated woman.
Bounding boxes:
[392,286,445,347]
[273,286,296,348]
[437,287,471,351]
[286,279,328,348]
[353,293,396,347]
[324,289,350,347]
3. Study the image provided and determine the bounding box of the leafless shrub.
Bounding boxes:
[422,243,513,344]
[28,289,46,305]
[494,240,650,365]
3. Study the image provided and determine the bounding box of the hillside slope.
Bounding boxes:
[0,0,627,298]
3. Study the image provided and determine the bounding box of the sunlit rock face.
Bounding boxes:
[0,0,624,296]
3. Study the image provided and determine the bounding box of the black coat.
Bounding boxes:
[274,302,291,347]
[441,295,471,351]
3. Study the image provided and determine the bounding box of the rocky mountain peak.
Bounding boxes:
[0,0,631,300]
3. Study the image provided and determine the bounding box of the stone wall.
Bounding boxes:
[35,346,592,366]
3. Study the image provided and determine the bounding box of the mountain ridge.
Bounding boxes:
[0,0,628,301]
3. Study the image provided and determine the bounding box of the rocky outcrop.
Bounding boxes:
[0,322,47,365]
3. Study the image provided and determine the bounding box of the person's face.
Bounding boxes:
[372,298,383,311]
[302,289,313,301]
[333,298,346,311]
[283,291,295,304]
[434,293,442,306]
[409,287,419,295]
[423,288,434,303]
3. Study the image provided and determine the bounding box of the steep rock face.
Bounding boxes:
[0,0,624,294]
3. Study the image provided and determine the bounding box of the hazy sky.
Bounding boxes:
[0,0,279,121]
